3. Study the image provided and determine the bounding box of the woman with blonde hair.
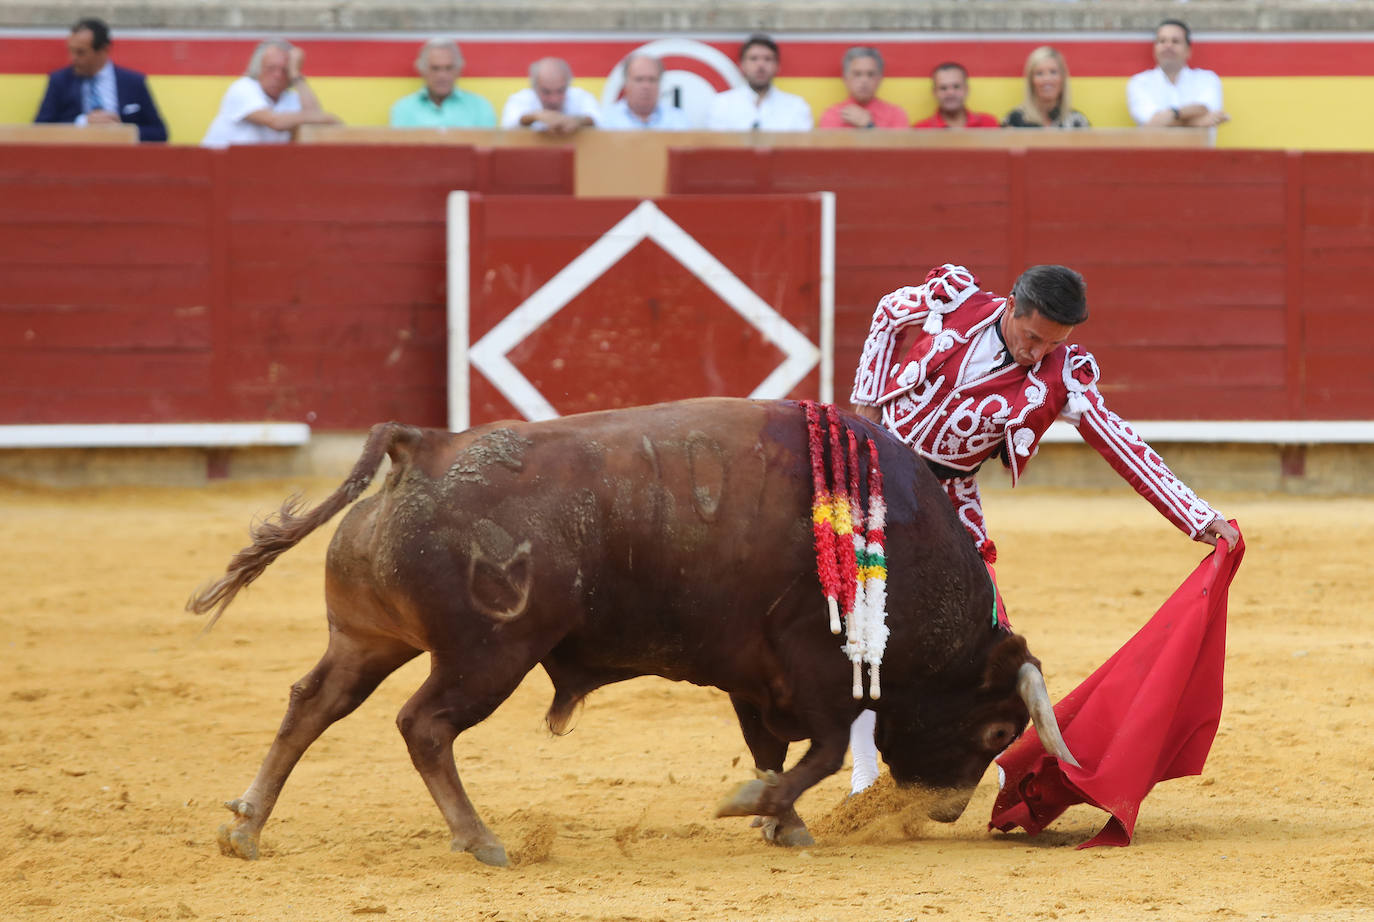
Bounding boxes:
[1002,45,1090,128]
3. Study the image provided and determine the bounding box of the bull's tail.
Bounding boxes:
[186,421,423,632]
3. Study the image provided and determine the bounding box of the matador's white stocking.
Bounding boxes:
[849,708,880,794]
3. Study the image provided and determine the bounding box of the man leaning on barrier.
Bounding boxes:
[501,57,600,134]
[390,39,496,129]
[201,40,341,148]
[600,53,690,130]
[33,16,167,142]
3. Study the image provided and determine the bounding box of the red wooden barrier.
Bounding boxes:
[1022,150,1290,420]
[5,146,1373,431]
[459,194,828,428]
[0,145,218,422]
[1299,153,1374,419]
[669,147,1373,422]
[0,144,573,428]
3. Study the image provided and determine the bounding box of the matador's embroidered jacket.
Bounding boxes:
[850,264,1221,561]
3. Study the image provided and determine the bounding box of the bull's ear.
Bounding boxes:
[979,632,1039,694]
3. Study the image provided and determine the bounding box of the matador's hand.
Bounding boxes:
[1198,516,1240,548]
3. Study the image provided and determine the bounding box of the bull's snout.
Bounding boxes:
[890,777,977,824]
[926,787,975,823]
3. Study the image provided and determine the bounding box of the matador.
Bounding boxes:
[846,263,1239,793]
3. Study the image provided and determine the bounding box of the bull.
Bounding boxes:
[188,397,1076,866]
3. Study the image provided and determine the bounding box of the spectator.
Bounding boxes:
[601,53,690,130]
[913,62,999,129]
[818,47,907,129]
[706,34,813,132]
[390,39,496,128]
[1127,20,1229,129]
[202,40,340,148]
[33,17,167,142]
[500,58,600,133]
[1002,46,1090,129]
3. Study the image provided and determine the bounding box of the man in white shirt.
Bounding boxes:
[202,40,341,148]
[500,58,601,134]
[706,34,813,132]
[600,53,691,131]
[1127,19,1230,129]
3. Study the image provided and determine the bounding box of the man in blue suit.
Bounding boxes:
[33,17,168,143]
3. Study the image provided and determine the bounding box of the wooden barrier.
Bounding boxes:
[299,125,1209,197]
[450,192,830,429]
[5,143,1374,431]
[0,144,573,430]
[1297,153,1374,419]
[0,123,139,145]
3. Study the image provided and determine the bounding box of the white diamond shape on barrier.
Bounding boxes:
[468,200,821,421]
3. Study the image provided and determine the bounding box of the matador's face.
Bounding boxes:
[1001,297,1075,367]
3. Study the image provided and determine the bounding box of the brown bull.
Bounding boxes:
[188,397,1075,866]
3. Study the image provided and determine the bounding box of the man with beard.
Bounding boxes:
[706,34,813,132]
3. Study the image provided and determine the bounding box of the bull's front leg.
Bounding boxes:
[727,694,812,847]
[714,726,849,847]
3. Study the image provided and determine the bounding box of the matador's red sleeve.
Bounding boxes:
[1062,349,1221,539]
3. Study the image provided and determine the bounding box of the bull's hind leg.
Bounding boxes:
[218,629,420,860]
[728,695,814,847]
[396,655,534,867]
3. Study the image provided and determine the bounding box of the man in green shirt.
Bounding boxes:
[389,39,496,128]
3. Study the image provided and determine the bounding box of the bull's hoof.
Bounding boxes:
[756,815,815,847]
[715,770,780,818]
[715,779,767,818]
[453,839,509,867]
[774,824,815,848]
[223,797,255,819]
[216,822,260,860]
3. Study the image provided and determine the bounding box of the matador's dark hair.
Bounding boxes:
[1011,265,1088,326]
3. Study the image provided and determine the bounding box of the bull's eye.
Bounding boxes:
[982,722,1018,752]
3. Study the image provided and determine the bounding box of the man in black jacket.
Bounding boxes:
[33,17,168,143]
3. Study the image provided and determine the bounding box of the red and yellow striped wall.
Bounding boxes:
[3,31,1374,149]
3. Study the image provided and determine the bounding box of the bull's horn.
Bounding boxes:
[1016,662,1082,769]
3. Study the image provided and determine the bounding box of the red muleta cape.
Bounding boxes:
[988,526,1245,848]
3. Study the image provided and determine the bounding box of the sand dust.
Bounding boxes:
[1,476,1371,921]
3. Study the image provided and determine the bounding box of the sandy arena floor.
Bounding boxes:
[1,474,1371,921]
